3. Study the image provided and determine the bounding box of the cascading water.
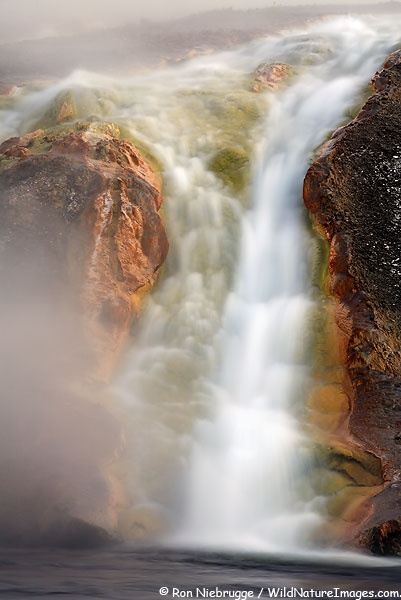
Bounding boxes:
[0,14,399,553]
[176,20,400,551]
[112,16,399,552]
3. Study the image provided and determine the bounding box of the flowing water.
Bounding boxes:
[110,15,400,551]
[1,13,401,597]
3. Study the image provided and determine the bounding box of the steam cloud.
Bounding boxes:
[0,0,386,42]
[0,189,123,547]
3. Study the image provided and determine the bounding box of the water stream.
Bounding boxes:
[0,15,400,555]
[113,16,400,551]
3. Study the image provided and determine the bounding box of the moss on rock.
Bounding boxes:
[208,145,249,193]
[315,440,383,487]
[34,87,121,131]
[309,467,353,496]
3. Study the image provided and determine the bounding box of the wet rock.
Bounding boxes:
[0,120,168,547]
[307,383,349,431]
[0,120,168,379]
[34,87,120,130]
[361,519,401,556]
[208,145,249,192]
[251,62,293,92]
[303,49,401,551]
[319,441,383,487]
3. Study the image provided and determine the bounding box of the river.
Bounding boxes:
[0,546,401,598]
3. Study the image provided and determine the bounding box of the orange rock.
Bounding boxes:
[0,123,168,380]
[251,62,292,92]
[0,122,168,546]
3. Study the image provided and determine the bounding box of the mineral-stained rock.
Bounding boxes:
[0,121,168,379]
[251,62,293,92]
[303,50,401,553]
[208,145,249,193]
[0,121,168,546]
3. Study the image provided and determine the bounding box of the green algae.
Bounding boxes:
[0,155,18,172]
[174,85,266,199]
[309,232,330,294]
[309,467,354,496]
[208,145,249,193]
[33,87,121,130]
[312,441,383,489]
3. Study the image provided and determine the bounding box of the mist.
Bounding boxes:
[0,155,124,547]
[0,299,122,546]
[0,0,391,43]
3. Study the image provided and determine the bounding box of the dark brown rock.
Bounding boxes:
[361,518,401,555]
[304,50,401,553]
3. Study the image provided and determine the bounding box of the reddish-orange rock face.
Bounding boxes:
[304,50,401,553]
[0,123,168,546]
[251,62,292,92]
[0,124,168,379]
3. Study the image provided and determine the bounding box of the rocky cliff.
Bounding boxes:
[304,50,401,554]
[0,121,168,546]
[0,122,168,379]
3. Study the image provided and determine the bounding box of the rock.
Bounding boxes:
[0,121,168,380]
[361,519,401,556]
[303,49,401,553]
[0,120,168,547]
[34,87,121,130]
[251,62,293,92]
[208,145,249,192]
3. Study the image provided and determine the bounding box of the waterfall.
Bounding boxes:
[110,16,400,550]
[112,16,399,551]
[175,21,398,551]
[0,14,399,552]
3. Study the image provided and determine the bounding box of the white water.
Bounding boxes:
[175,19,401,551]
[0,15,400,552]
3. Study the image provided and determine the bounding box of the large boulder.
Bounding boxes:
[0,121,168,546]
[0,121,168,379]
[304,50,401,553]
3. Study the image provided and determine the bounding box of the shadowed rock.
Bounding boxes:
[304,50,401,554]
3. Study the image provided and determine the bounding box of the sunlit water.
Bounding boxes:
[0,15,400,563]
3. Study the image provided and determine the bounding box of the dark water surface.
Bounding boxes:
[1,546,401,599]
